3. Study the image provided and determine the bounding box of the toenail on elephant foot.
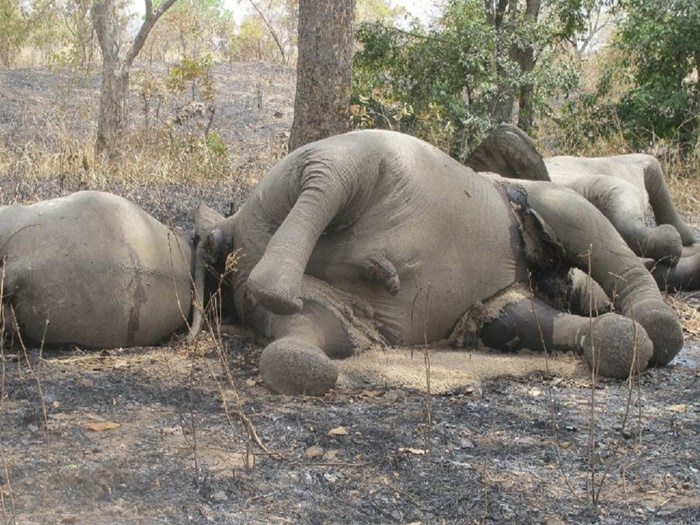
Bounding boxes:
[260,339,338,396]
[632,301,684,366]
[582,313,653,378]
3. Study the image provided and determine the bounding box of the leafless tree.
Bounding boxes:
[91,0,178,156]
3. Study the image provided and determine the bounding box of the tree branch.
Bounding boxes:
[126,0,179,65]
[248,0,286,63]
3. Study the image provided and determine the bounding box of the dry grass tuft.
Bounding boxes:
[661,153,700,217]
[665,294,700,338]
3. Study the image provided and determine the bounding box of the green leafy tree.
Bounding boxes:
[143,0,233,62]
[557,0,700,154]
[352,0,583,160]
[0,0,32,67]
[245,0,298,64]
[610,0,699,150]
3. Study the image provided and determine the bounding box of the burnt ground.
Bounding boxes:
[0,63,699,525]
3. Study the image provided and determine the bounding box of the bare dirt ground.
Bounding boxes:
[0,63,699,525]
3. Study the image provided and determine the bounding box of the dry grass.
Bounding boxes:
[0,62,294,208]
[1,64,699,524]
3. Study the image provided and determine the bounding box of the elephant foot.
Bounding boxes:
[259,338,339,396]
[636,224,682,263]
[632,299,684,366]
[362,255,400,295]
[581,313,653,378]
[647,253,700,294]
[247,262,304,315]
[478,294,653,378]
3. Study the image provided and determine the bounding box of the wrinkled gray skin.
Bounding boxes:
[470,124,700,292]
[0,191,193,348]
[193,130,683,396]
[545,155,700,292]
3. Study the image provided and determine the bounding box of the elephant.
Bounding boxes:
[467,124,700,291]
[0,191,193,348]
[191,129,684,396]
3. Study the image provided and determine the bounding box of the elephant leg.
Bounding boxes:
[681,244,700,258]
[611,220,682,263]
[644,253,700,292]
[589,178,682,262]
[246,166,371,316]
[644,159,697,246]
[524,183,684,367]
[258,308,340,396]
[479,295,653,378]
[254,276,380,395]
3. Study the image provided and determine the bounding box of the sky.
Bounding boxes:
[129,1,440,26]
[390,0,439,25]
[218,0,440,26]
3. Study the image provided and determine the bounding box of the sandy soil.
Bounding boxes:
[0,63,698,525]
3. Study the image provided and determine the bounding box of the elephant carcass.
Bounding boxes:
[543,154,696,259]
[543,155,700,291]
[0,191,194,348]
[193,130,683,395]
[468,125,700,291]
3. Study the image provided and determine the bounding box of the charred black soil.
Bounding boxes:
[0,64,698,525]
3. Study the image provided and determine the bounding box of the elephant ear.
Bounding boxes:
[189,202,227,342]
[466,124,551,182]
[194,201,226,243]
[506,184,565,273]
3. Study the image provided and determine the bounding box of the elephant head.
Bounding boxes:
[0,191,194,348]
[192,130,684,395]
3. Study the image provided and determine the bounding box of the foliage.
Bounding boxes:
[143,0,234,63]
[352,0,583,161]
[239,0,298,64]
[355,0,404,23]
[0,0,32,67]
[64,0,98,69]
[228,16,281,62]
[612,0,699,152]
[205,131,227,156]
[557,0,700,155]
[165,54,215,101]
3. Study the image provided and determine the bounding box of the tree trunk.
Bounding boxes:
[95,60,129,155]
[483,0,540,129]
[514,0,540,133]
[484,0,514,124]
[288,0,356,152]
[92,0,178,157]
[516,48,535,132]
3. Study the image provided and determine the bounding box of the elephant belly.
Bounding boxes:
[307,177,524,345]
